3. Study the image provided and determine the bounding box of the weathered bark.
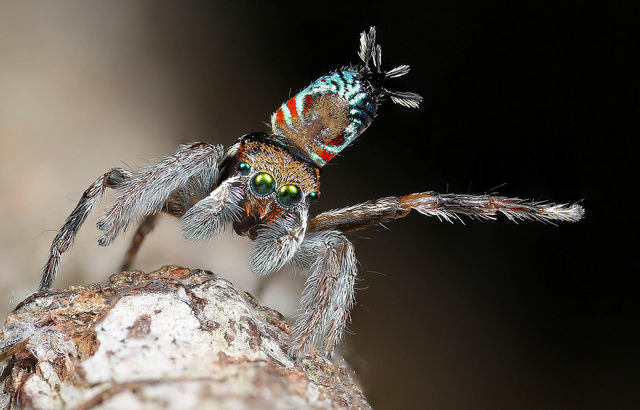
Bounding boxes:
[0,266,370,409]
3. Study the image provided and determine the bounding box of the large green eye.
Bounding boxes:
[236,161,250,175]
[250,172,275,196]
[305,192,319,205]
[277,184,302,207]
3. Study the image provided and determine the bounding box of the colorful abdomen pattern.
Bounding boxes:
[271,70,377,166]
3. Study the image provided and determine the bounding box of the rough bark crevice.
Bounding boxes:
[0,266,370,409]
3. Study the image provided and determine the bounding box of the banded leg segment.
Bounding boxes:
[308,192,584,234]
[308,197,408,233]
[40,168,132,290]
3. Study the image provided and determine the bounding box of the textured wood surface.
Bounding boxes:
[0,266,370,409]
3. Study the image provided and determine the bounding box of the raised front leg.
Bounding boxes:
[309,192,584,234]
[291,191,584,356]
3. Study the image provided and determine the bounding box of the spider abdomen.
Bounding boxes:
[271,70,377,166]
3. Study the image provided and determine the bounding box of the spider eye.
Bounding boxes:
[250,172,275,196]
[236,161,251,175]
[305,192,319,205]
[277,185,302,207]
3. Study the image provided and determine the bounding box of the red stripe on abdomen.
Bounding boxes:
[318,149,335,162]
[275,108,285,128]
[286,97,298,120]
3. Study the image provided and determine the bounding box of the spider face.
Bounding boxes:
[231,134,320,239]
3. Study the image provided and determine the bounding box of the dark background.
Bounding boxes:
[1,1,636,408]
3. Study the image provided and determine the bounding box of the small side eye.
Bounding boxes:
[305,192,319,205]
[277,185,302,207]
[250,172,275,195]
[236,161,251,175]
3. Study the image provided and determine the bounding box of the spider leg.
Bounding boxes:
[289,191,583,356]
[120,214,158,271]
[43,143,224,290]
[40,168,132,290]
[287,230,356,357]
[309,192,584,233]
[96,142,224,246]
[398,192,585,223]
[119,164,225,271]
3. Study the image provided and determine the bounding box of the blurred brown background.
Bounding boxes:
[0,1,636,409]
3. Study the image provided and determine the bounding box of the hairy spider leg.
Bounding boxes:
[248,210,309,276]
[96,143,225,246]
[40,168,132,290]
[122,149,235,270]
[41,143,225,290]
[293,191,584,356]
[308,192,585,234]
[288,230,357,357]
[399,192,585,223]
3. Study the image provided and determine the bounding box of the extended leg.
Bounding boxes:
[288,230,357,357]
[40,168,132,290]
[291,191,583,356]
[308,192,584,233]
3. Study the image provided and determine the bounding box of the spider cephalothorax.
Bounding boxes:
[40,27,584,358]
[230,133,321,237]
